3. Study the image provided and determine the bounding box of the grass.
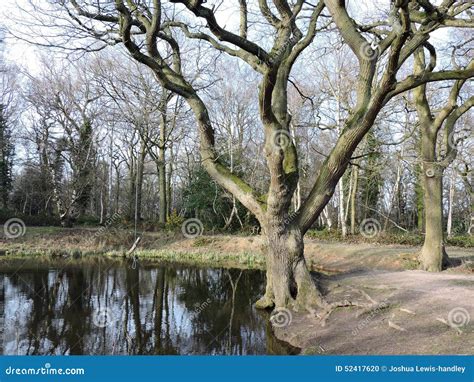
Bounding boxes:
[306,229,473,248]
[1,225,472,272]
[0,247,265,270]
[1,226,266,270]
[124,249,265,269]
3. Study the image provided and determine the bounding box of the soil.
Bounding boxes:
[274,270,474,354]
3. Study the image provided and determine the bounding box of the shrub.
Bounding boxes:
[165,211,185,231]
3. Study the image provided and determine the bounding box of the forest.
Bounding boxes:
[0,0,472,356]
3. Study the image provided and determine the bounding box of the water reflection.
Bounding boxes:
[1,259,296,355]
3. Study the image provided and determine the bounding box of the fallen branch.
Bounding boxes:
[126,236,141,256]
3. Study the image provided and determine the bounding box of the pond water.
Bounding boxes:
[0,258,297,355]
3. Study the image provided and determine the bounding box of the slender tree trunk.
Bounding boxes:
[338,178,347,237]
[114,166,120,215]
[158,154,167,224]
[384,156,402,231]
[135,143,146,221]
[158,92,168,224]
[350,166,359,235]
[167,161,172,216]
[128,154,136,221]
[99,189,104,225]
[446,171,454,238]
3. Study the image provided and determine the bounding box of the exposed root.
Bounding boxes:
[356,302,391,318]
[318,299,373,327]
[255,295,275,310]
[316,287,384,326]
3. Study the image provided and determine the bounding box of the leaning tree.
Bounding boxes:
[36,0,474,311]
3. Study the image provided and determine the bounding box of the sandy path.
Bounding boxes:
[274,269,474,354]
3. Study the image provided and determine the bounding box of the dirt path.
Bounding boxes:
[274,270,474,354]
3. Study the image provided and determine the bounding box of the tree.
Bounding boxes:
[0,29,17,210]
[0,104,14,208]
[413,46,473,271]
[24,59,101,224]
[44,0,474,311]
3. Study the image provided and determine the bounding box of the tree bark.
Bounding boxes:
[350,166,358,235]
[419,163,449,271]
[157,153,167,224]
[256,223,323,310]
[446,171,454,238]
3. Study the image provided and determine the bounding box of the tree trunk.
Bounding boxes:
[338,178,347,237]
[350,166,359,235]
[420,165,449,271]
[256,223,323,311]
[166,151,173,217]
[158,155,167,224]
[135,143,146,221]
[446,171,454,238]
[158,91,168,224]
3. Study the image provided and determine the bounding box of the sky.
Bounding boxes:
[0,0,458,74]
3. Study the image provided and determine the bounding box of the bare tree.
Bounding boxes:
[30,0,474,311]
[413,44,473,271]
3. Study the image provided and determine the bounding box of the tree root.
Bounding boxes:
[313,287,384,326]
[255,295,275,310]
[318,299,373,327]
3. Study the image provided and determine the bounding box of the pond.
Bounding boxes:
[0,257,297,355]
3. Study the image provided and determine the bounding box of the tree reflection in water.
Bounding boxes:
[1,259,297,355]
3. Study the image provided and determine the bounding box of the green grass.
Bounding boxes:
[112,249,265,270]
[306,229,473,248]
